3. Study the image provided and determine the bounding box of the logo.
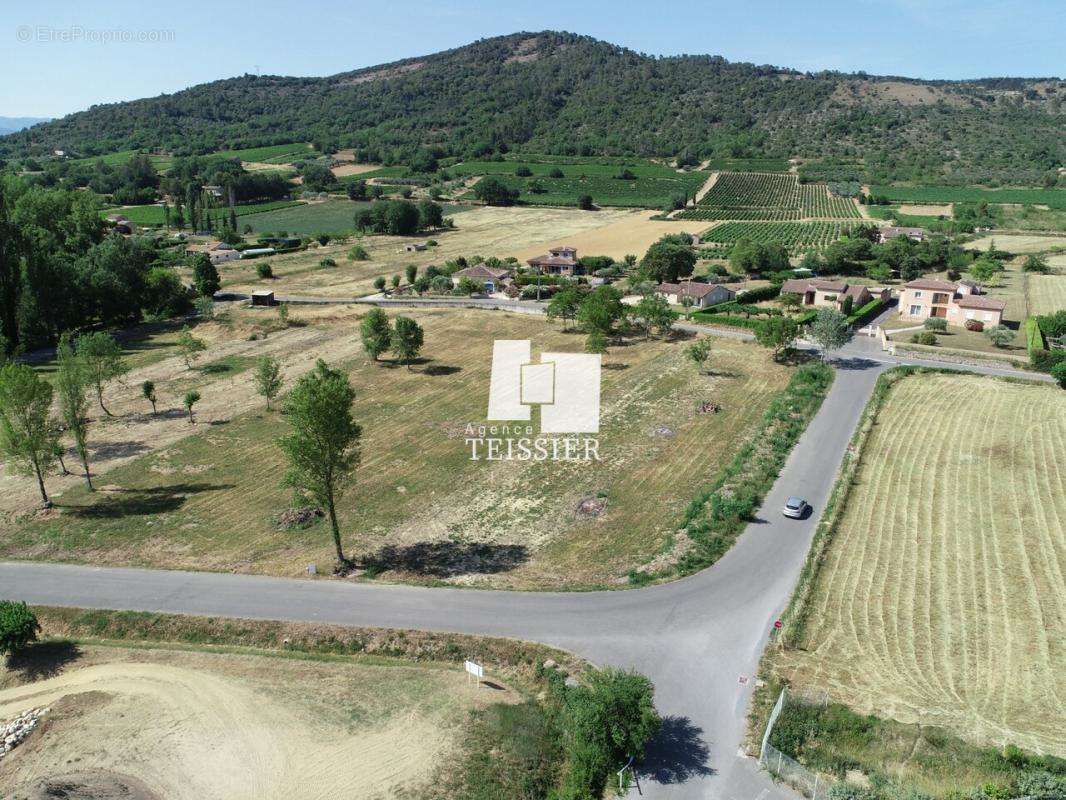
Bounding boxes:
[466,340,602,461]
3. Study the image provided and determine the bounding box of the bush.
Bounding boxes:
[986,324,1014,348]
[911,331,938,346]
[847,299,886,326]
[1031,348,1066,373]
[737,284,782,303]
[0,600,41,656]
[1052,362,1066,389]
[348,245,369,261]
[924,317,948,332]
[577,194,594,210]
[257,262,274,279]
[318,257,337,268]
[964,319,985,332]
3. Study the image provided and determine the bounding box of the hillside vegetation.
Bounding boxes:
[4,31,1064,185]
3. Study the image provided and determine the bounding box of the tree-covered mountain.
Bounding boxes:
[0,117,51,136]
[3,32,1064,185]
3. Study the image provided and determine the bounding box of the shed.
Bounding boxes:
[251,290,275,307]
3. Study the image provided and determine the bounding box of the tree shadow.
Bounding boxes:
[774,348,817,367]
[5,640,83,681]
[831,356,881,371]
[363,541,529,577]
[638,715,715,784]
[602,362,629,371]
[65,483,234,519]
[89,441,151,460]
[423,364,462,376]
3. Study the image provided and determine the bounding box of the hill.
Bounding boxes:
[0,116,51,135]
[3,32,1064,185]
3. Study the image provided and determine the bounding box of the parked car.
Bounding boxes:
[783,496,810,519]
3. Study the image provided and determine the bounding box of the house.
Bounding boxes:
[202,184,225,199]
[105,214,134,235]
[452,264,513,293]
[655,281,735,310]
[403,242,428,253]
[780,279,887,311]
[898,279,1006,327]
[527,246,583,276]
[877,226,927,244]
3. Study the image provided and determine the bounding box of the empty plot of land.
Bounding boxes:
[965,234,1066,254]
[508,209,709,261]
[779,374,1066,756]
[0,644,502,799]
[1027,273,1066,316]
[5,307,792,589]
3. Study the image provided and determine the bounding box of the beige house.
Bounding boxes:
[452,264,512,293]
[877,226,927,244]
[780,279,887,311]
[655,281,735,309]
[898,279,1006,327]
[527,246,582,276]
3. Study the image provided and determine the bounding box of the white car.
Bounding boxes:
[783,496,810,519]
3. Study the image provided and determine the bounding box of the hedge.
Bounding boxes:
[689,312,764,330]
[846,298,886,326]
[735,284,782,303]
[1025,317,1045,354]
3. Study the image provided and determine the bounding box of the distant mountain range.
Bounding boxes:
[0,117,51,136]
[2,31,1063,184]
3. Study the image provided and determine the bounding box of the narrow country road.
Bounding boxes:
[0,341,1051,798]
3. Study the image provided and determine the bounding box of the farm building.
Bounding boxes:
[655,281,735,309]
[105,214,134,235]
[251,290,275,307]
[241,247,276,259]
[527,246,582,276]
[898,279,1006,327]
[206,241,241,265]
[452,264,513,293]
[404,242,428,252]
[780,279,888,311]
[877,226,927,243]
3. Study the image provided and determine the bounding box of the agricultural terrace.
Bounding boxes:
[455,158,708,208]
[675,172,860,221]
[220,206,639,298]
[2,306,795,590]
[0,615,531,799]
[107,199,302,227]
[699,221,858,252]
[776,374,1066,757]
[870,185,1066,210]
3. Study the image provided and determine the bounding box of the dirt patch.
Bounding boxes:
[24,770,161,800]
[898,203,952,217]
[331,163,384,178]
[574,496,607,518]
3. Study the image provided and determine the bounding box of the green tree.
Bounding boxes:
[360,307,392,362]
[0,363,60,506]
[183,390,201,423]
[577,286,625,337]
[1022,254,1050,273]
[685,338,712,374]
[75,331,128,417]
[473,177,519,206]
[0,601,41,657]
[417,200,443,229]
[373,276,387,292]
[585,330,609,356]
[254,355,283,409]
[191,253,221,297]
[634,293,676,338]
[641,236,696,283]
[391,316,424,369]
[810,307,851,361]
[142,379,157,414]
[55,334,93,490]
[754,316,799,361]
[986,325,1014,348]
[279,360,361,568]
[546,287,583,329]
[405,263,418,284]
[578,194,594,210]
[176,326,207,369]
[1051,361,1066,389]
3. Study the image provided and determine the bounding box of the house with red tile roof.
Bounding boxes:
[898,279,1006,327]
[780,278,887,311]
[527,246,582,276]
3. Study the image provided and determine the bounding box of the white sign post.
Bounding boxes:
[464,660,484,688]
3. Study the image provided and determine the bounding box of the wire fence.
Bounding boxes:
[759,688,836,800]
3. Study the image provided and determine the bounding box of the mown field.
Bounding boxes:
[776,374,1066,758]
[703,157,790,172]
[3,308,793,590]
[699,221,858,251]
[1028,272,1066,316]
[455,159,707,208]
[109,199,302,226]
[675,172,860,220]
[870,185,1066,210]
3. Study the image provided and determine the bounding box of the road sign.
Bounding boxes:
[464,660,484,686]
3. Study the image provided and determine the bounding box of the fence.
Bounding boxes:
[759,688,836,800]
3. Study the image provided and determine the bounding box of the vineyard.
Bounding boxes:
[869,185,1066,210]
[675,171,860,220]
[699,221,857,251]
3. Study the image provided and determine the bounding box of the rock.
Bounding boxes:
[542,659,557,670]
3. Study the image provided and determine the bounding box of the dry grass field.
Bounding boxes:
[0,642,510,799]
[3,307,792,589]
[1027,272,1066,316]
[777,374,1066,757]
[219,206,638,299]
[965,234,1066,254]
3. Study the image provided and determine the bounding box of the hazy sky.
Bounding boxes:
[3,0,1064,118]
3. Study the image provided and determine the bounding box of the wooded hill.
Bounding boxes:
[4,31,1064,185]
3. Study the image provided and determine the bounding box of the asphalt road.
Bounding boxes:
[0,339,1050,799]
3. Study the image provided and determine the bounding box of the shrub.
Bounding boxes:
[924,317,948,332]
[1052,362,1066,389]
[0,600,41,656]
[514,166,532,177]
[964,319,985,332]
[578,194,594,210]
[911,331,938,346]
[256,262,274,279]
[348,245,370,261]
[318,257,336,268]
[986,325,1014,348]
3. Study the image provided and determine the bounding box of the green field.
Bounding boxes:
[213,142,313,163]
[64,149,174,171]
[699,221,857,251]
[870,185,1066,209]
[676,172,860,220]
[241,199,473,235]
[455,159,707,208]
[704,157,790,172]
[106,200,302,226]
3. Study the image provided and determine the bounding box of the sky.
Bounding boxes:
[2,0,1064,118]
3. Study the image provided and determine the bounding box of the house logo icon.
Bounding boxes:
[487,340,601,433]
